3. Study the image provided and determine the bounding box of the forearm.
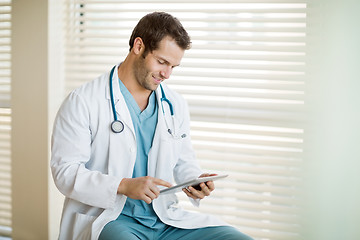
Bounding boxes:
[51,160,121,208]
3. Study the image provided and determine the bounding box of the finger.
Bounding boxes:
[199,173,210,178]
[142,195,153,204]
[205,181,215,191]
[145,189,158,201]
[200,183,211,196]
[182,188,197,199]
[188,186,204,199]
[149,185,161,198]
[153,178,172,188]
[182,188,190,196]
[199,173,217,178]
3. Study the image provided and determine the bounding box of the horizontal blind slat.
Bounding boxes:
[71,0,306,3]
[72,16,307,23]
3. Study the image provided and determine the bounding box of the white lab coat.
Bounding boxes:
[51,64,228,240]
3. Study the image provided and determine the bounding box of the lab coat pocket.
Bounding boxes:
[73,212,96,240]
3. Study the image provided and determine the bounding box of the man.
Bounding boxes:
[51,12,253,240]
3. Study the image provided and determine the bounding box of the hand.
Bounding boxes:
[117,176,172,204]
[182,173,217,200]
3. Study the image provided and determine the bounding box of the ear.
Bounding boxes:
[132,37,145,55]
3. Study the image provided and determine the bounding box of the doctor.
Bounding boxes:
[51,12,252,240]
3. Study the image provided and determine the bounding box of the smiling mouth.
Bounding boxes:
[153,75,163,84]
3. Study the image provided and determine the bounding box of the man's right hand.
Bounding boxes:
[117,176,172,204]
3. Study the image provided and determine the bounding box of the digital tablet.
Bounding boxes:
[160,174,228,195]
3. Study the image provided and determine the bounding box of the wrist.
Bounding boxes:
[117,178,129,195]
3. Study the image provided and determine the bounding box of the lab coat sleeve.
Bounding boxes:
[51,91,120,209]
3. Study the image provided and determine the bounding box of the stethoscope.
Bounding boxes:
[109,65,186,139]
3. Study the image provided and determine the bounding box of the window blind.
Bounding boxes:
[63,1,305,239]
[0,0,11,237]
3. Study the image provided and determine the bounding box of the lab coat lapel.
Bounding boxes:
[147,85,171,178]
[106,64,136,177]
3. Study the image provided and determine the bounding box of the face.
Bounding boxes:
[133,36,185,92]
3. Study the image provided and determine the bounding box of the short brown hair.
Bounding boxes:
[129,12,191,55]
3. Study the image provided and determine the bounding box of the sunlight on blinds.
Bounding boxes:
[63,1,306,239]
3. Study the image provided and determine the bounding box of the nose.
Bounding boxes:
[160,66,172,79]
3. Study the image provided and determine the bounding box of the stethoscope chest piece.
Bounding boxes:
[111,120,124,133]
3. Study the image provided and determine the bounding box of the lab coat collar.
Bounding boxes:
[105,63,121,101]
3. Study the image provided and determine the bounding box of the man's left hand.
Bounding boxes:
[182,173,217,200]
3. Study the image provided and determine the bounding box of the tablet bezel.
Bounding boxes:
[160,174,228,195]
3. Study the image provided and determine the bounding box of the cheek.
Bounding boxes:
[147,58,164,73]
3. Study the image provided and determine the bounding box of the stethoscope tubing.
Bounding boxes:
[109,66,124,133]
[109,65,185,138]
[109,66,117,122]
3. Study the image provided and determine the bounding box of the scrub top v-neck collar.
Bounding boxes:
[118,79,157,123]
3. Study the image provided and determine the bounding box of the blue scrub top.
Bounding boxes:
[117,78,164,229]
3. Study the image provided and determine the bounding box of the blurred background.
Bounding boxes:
[0,0,359,239]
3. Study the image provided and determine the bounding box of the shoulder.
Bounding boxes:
[72,72,109,98]
[58,71,109,116]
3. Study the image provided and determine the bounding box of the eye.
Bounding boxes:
[157,59,165,64]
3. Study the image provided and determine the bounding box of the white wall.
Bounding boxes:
[304,0,360,239]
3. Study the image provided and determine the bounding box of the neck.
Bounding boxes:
[117,58,152,111]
